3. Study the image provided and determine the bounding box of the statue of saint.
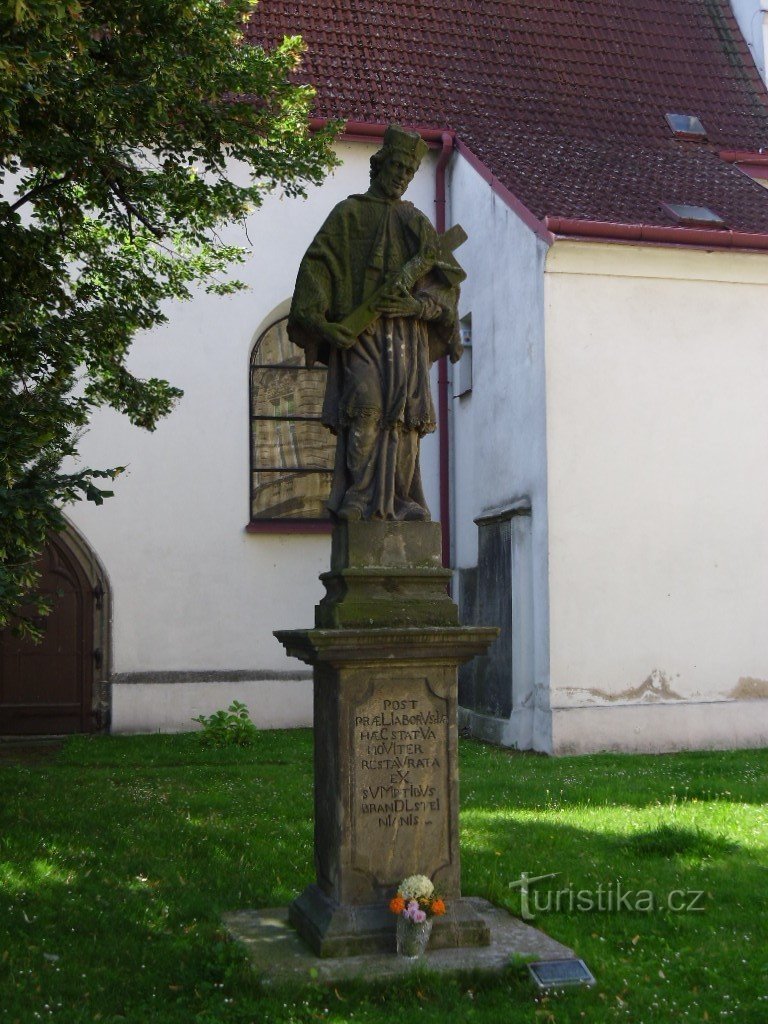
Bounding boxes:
[288,125,466,522]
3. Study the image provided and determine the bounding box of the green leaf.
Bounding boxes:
[0,0,337,628]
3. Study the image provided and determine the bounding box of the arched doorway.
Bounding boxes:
[0,530,109,735]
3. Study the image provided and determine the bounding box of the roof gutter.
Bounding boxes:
[719,149,768,164]
[310,120,768,253]
[545,216,768,251]
[719,149,768,181]
[309,117,450,147]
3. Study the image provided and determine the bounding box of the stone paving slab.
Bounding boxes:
[223,897,574,984]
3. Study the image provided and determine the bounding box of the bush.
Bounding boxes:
[192,701,258,748]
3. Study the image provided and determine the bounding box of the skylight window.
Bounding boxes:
[665,113,707,140]
[660,202,726,228]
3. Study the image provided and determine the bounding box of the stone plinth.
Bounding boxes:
[274,522,498,958]
[315,521,458,628]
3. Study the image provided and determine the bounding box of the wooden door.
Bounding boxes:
[0,535,95,735]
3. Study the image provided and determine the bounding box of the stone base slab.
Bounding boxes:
[288,883,490,957]
[223,898,574,983]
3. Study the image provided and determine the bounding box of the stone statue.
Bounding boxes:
[288,125,466,522]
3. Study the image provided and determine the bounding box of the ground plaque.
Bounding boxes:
[528,959,596,989]
[276,521,499,956]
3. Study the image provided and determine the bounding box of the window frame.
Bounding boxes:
[247,315,334,533]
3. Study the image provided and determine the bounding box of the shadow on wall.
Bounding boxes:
[457,501,534,722]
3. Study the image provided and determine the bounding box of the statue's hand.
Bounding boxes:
[449,337,464,364]
[323,322,357,350]
[375,287,423,318]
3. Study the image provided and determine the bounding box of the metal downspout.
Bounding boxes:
[435,131,454,570]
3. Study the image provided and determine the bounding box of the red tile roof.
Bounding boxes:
[246,0,768,242]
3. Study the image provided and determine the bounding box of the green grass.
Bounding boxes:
[1,733,767,1023]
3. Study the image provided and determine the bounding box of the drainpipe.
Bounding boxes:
[435,131,454,570]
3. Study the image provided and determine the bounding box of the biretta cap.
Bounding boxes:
[382,124,428,163]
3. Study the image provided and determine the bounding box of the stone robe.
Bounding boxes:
[288,192,464,520]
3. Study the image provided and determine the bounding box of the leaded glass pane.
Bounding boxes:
[251,470,333,520]
[250,366,326,419]
[250,315,334,521]
[252,317,301,366]
[252,418,335,472]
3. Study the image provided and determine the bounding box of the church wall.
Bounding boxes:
[447,154,552,752]
[544,240,768,752]
[729,0,767,82]
[66,141,441,733]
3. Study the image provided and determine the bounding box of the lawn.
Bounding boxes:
[0,732,766,1023]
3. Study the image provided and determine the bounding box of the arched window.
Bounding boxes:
[249,316,334,523]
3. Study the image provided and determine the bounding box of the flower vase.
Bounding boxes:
[396,916,433,959]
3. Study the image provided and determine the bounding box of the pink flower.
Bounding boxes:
[412,908,427,924]
[405,900,419,920]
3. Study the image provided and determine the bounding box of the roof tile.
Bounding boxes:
[246,0,768,235]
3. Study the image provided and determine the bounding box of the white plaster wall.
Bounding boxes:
[111,678,313,734]
[729,0,767,80]
[68,143,441,698]
[544,243,768,728]
[447,155,551,749]
[551,700,768,755]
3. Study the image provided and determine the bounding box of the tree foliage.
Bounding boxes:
[0,0,337,633]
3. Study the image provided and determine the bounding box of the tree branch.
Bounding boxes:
[108,179,164,239]
[9,174,73,213]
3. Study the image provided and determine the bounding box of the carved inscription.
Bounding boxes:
[351,678,449,883]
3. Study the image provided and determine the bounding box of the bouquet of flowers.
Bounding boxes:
[388,874,447,922]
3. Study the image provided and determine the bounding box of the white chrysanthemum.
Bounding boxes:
[398,874,434,900]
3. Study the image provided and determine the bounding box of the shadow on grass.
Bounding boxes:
[622,824,740,858]
[53,728,313,768]
[0,732,765,1023]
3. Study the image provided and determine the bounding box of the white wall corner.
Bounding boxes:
[729,0,768,82]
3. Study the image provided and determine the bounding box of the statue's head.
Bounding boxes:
[370,125,429,200]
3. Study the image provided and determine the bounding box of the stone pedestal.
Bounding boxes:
[315,519,459,629]
[275,522,498,958]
